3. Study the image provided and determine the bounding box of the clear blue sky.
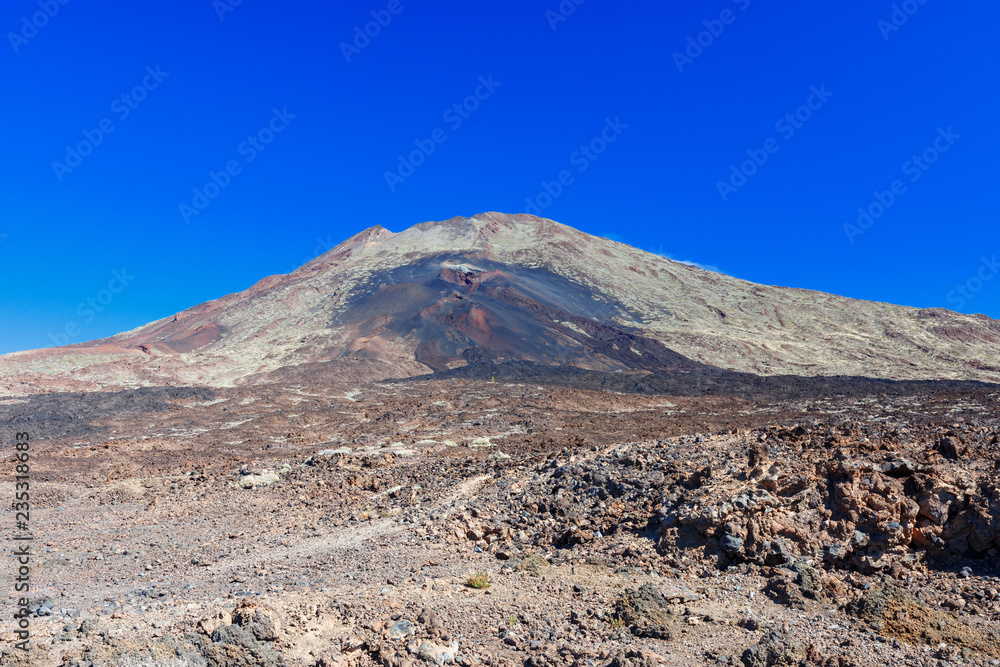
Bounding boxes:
[1,0,998,354]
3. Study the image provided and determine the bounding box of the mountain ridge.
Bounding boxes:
[2,212,998,396]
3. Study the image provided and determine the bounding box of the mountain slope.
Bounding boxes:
[2,212,999,395]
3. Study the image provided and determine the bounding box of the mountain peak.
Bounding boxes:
[303,214,586,271]
[299,224,396,270]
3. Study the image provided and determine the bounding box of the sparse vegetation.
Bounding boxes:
[465,572,491,589]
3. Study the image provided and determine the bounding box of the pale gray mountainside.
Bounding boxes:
[2,212,998,396]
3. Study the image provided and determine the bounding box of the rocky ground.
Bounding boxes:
[1,379,999,666]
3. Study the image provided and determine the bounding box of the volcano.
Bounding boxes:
[3,212,1000,395]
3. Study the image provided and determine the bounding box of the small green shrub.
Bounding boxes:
[465,572,491,589]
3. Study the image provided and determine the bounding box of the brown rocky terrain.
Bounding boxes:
[3,213,1000,396]
[3,213,1000,666]
[2,379,1000,666]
